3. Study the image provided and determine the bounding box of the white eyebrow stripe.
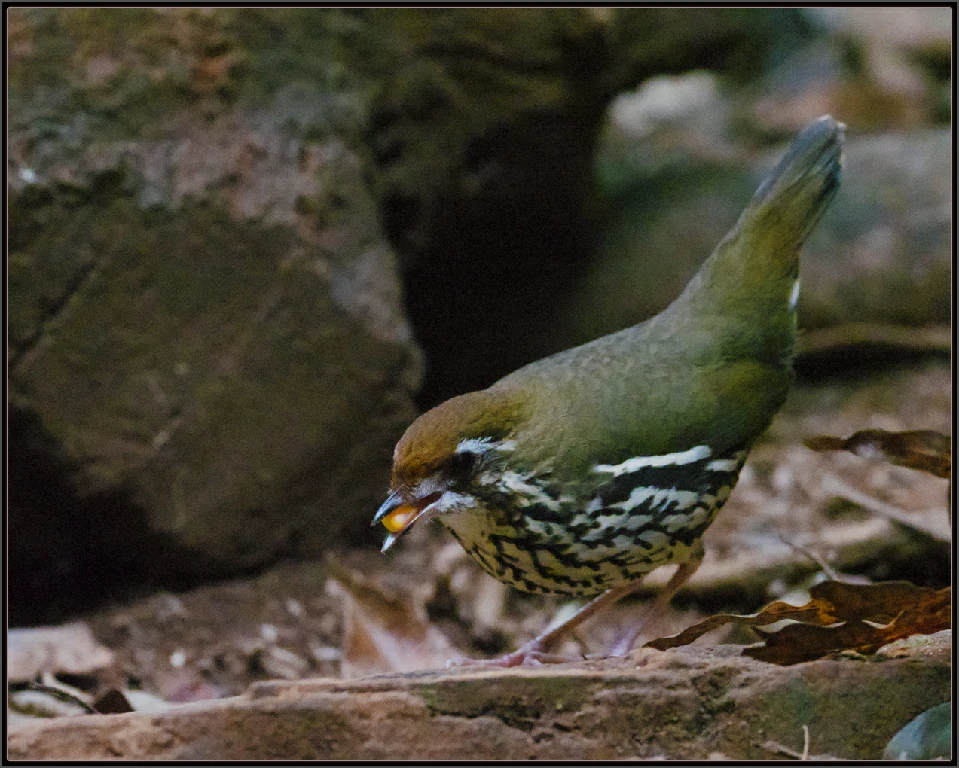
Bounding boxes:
[593,445,711,476]
[455,437,494,454]
[455,437,516,454]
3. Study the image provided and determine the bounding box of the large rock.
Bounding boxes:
[6,632,952,760]
[8,8,421,622]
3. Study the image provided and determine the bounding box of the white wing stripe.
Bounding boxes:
[593,444,711,476]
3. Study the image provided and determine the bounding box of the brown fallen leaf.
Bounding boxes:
[325,557,456,678]
[804,429,952,479]
[645,580,950,665]
[92,689,135,714]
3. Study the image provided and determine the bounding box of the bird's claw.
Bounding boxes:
[447,642,584,668]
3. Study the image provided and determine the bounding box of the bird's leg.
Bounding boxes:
[608,544,704,657]
[449,580,645,668]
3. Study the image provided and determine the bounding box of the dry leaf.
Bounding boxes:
[92,689,135,714]
[8,623,115,683]
[804,429,952,479]
[645,580,950,665]
[325,558,455,677]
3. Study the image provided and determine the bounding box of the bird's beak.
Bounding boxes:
[372,490,443,553]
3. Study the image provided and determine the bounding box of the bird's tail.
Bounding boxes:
[676,116,844,359]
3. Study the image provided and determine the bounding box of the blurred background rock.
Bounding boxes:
[7,7,951,625]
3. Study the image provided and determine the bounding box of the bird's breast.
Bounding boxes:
[440,443,749,597]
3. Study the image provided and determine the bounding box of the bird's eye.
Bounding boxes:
[445,450,479,478]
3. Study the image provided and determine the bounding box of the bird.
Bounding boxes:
[373,116,844,666]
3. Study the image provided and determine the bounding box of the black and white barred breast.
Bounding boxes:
[441,442,750,596]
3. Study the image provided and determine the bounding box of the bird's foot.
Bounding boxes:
[447,640,583,668]
[606,632,640,658]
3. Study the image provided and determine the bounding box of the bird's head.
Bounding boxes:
[373,387,527,552]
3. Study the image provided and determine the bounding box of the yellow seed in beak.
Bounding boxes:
[382,503,419,534]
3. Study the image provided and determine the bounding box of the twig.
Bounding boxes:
[820,474,951,543]
[776,535,843,582]
[764,734,840,762]
[797,323,952,360]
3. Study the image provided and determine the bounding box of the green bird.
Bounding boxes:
[375,116,844,665]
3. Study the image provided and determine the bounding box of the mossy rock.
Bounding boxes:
[8,8,420,623]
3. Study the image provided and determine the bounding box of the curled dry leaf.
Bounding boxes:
[804,429,952,479]
[645,580,950,666]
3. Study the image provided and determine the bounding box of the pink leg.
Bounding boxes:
[449,580,645,668]
[608,546,704,657]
